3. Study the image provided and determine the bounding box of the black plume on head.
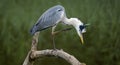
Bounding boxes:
[79,25,85,32]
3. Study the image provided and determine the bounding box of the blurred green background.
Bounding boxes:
[0,0,120,65]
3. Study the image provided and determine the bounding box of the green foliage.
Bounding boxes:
[0,0,120,65]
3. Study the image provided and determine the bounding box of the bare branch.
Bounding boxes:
[23,51,33,65]
[23,32,86,65]
[34,49,86,65]
[31,32,39,51]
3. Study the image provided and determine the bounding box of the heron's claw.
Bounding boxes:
[52,48,57,51]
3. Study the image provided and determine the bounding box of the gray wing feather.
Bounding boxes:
[30,5,66,35]
[37,5,65,30]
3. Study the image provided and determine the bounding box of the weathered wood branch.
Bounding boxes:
[23,32,86,65]
[34,49,86,65]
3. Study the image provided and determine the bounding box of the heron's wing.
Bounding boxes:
[30,5,66,35]
[35,5,66,31]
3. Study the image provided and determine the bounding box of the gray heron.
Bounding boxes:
[30,5,88,49]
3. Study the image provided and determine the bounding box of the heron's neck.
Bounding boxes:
[63,18,80,27]
[62,18,71,25]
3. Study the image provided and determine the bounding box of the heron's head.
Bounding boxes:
[70,18,89,44]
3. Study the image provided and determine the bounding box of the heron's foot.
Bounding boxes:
[52,48,57,51]
[51,42,57,50]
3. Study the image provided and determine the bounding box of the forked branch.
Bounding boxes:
[23,32,86,65]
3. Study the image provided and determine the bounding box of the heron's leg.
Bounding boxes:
[53,27,72,35]
[51,26,72,49]
[51,26,57,49]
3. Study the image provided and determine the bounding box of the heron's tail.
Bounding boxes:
[30,25,37,35]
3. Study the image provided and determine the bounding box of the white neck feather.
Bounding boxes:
[62,18,83,27]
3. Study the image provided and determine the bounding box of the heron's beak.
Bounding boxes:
[79,34,84,44]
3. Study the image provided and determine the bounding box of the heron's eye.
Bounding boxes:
[57,9,62,11]
[79,25,85,31]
